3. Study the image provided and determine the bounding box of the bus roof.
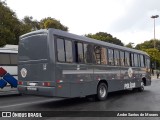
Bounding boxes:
[0,45,18,53]
[20,28,149,56]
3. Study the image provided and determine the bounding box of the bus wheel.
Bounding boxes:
[97,82,108,101]
[138,81,144,92]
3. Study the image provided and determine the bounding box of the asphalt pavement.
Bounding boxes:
[0,86,19,96]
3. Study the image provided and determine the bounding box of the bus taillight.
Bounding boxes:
[56,80,63,83]
[18,81,23,85]
[42,82,50,87]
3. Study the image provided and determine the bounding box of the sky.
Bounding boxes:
[4,0,160,45]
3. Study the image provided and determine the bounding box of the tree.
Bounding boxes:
[143,48,159,61]
[0,1,19,46]
[85,32,124,46]
[135,39,160,51]
[22,16,40,31]
[125,42,134,48]
[0,1,69,46]
[0,1,31,45]
[40,17,68,31]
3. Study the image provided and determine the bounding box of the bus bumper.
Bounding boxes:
[18,85,56,97]
[145,79,151,86]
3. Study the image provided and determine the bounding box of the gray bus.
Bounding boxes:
[18,28,151,101]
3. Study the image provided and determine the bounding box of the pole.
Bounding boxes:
[154,18,155,48]
[154,18,156,71]
[151,15,159,74]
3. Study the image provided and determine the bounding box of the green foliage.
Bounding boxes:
[125,42,134,48]
[135,39,160,51]
[0,1,19,46]
[22,16,40,31]
[85,32,124,46]
[0,1,69,46]
[40,17,68,31]
[143,48,160,61]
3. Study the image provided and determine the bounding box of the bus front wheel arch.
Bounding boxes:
[96,81,108,101]
[142,77,146,86]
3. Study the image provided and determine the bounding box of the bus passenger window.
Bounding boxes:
[146,58,150,68]
[134,53,138,67]
[130,53,134,67]
[77,43,84,63]
[0,54,10,65]
[57,38,65,62]
[137,54,141,67]
[120,51,125,66]
[108,49,114,65]
[101,47,107,64]
[125,52,130,66]
[65,40,73,63]
[94,46,101,64]
[114,50,120,66]
[140,55,145,67]
[84,44,92,63]
[10,54,17,65]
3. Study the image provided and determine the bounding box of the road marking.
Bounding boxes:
[0,98,62,109]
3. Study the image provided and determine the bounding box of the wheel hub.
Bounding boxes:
[100,86,106,98]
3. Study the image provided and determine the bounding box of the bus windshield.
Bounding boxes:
[19,34,48,61]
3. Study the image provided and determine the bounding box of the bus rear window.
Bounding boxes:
[19,34,48,61]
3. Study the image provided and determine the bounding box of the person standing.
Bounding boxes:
[157,70,160,79]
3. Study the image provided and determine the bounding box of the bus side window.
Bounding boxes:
[134,53,138,67]
[57,38,65,62]
[140,55,145,67]
[120,51,125,66]
[10,54,17,65]
[93,45,101,64]
[125,52,130,66]
[101,47,108,64]
[114,50,120,66]
[144,56,146,67]
[137,54,140,67]
[147,58,150,68]
[75,42,84,63]
[56,38,73,63]
[84,44,93,64]
[108,49,114,65]
[0,54,10,65]
[130,53,134,67]
[65,40,73,63]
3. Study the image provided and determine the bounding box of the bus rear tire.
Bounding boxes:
[96,82,108,101]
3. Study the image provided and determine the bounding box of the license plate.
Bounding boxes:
[27,87,37,91]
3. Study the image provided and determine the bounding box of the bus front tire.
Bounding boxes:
[96,83,108,101]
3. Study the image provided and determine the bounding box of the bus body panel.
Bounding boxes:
[18,32,55,96]
[55,63,94,97]
[18,85,56,97]
[18,62,50,82]
[1,66,17,77]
